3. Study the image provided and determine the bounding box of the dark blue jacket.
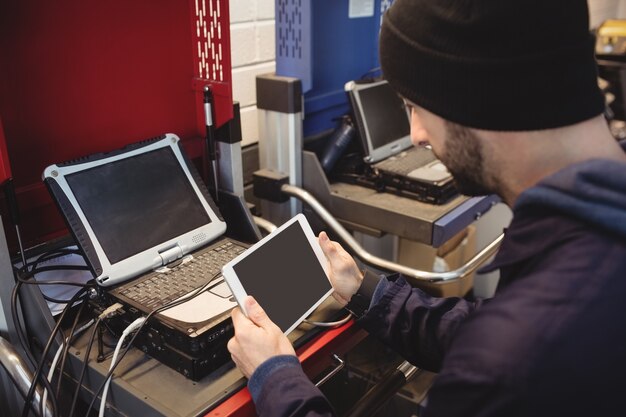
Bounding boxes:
[247,148,626,417]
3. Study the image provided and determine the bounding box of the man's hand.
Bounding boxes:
[318,231,364,306]
[227,296,296,379]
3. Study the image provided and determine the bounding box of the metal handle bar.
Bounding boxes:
[253,215,278,234]
[281,184,503,282]
[0,336,53,417]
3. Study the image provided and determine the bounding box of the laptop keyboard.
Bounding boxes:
[375,147,436,175]
[118,240,247,311]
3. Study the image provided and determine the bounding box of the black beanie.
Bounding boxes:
[379,0,606,131]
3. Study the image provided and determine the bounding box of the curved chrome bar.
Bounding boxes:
[0,336,53,417]
[281,184,503,282]
[253,215,277,234]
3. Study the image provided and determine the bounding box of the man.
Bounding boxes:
[227,0,626,415]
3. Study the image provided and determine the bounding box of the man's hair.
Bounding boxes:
[379,0,605,131]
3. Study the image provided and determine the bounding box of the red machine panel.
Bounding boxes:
[0,117,12,184]
[0,0,232,249]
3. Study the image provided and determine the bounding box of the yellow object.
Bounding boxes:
[597,20,626,55]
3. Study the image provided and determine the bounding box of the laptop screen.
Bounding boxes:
[65,147,210,264]
[346,79,413,163]
[358,82,411,150]
[43,134,227,286]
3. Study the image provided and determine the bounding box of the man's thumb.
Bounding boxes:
[319,232,334,255]
[245,296,271,327]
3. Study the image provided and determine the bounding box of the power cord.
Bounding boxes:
[83,272,222,417]
[42,302,123,415]
[99,317,146,417]
[42,316,95,413]
[68,319,100,417]
[303,313,353,328]
[54,301,88,400]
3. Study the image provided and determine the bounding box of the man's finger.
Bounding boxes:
[231,306,253,331]
[245,296,273,328]
[226,337,237,354]
[319,232,337,258]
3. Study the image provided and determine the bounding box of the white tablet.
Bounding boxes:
[222,213,333,335]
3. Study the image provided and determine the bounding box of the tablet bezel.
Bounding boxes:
[221,213,333,335]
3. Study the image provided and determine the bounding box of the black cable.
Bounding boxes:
[11,279,61,417]
[83,272,222,416]
[8,248,91,416]
[14,264,93,288]
[31,265,90,274]
[56,300,88,399]
[10,266,94,367]
[42,293,88,304]
[28,248,82,269]
[68,319,100,417]
[23,288,87,417]
[19,278,93,288]
[21,287,89,417]
[101,320,121,340]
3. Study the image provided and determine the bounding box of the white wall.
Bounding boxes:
[229,0,276,147]
[589,0,625,27]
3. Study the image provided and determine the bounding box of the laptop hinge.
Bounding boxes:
[158,245,183,266]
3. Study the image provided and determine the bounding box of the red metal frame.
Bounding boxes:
[0,0,233,250]
[205,321,368,417]
[0,117,12,184]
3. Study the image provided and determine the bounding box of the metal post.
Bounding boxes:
[0,217,27,416]
[217,102,245,197]
[256,73,304,226]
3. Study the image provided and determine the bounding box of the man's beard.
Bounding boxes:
[438,121,496,197]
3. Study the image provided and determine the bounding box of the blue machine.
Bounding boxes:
[275,0,394,137]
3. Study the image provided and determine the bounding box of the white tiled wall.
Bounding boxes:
[229,0,275,146]
[589,0,626,27]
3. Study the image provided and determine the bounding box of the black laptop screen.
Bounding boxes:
[359,83,411,150]
[65,147,210,264]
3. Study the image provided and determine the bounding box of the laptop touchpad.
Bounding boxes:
[209,281,232,298]
[408,161,451,183]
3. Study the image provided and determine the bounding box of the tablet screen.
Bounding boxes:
[224,215,332,334]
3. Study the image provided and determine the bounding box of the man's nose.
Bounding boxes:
[410,108,429,146]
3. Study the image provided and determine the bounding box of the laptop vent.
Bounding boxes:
[192,233,207,244]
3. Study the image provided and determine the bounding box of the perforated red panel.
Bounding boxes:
[190,0,234,131]
[0,0,232,249]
